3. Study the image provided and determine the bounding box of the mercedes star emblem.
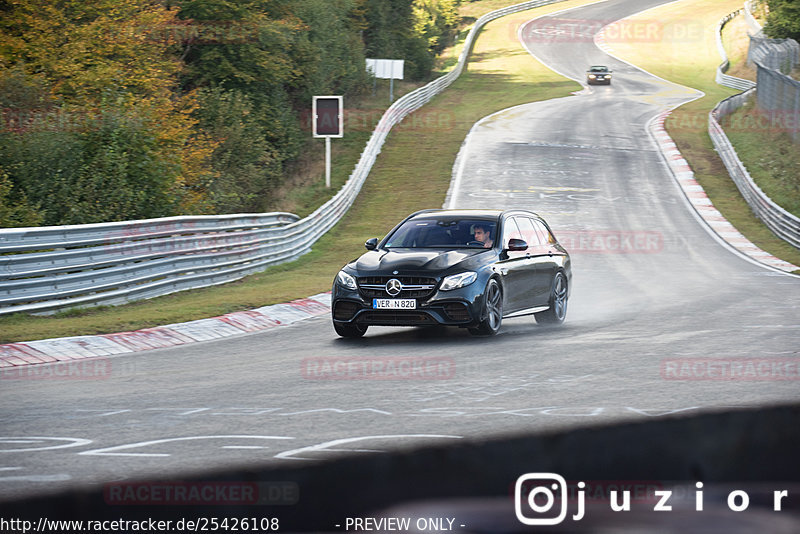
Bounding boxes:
[385,278,403,297]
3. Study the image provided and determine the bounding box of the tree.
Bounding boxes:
[194,86,282,213]
[0,0,215,224]
[0,0,462,225]
[764,0,800,41]
[0,168,43,228]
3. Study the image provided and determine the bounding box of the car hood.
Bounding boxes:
[352,248,488,274]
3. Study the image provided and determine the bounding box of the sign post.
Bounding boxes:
[312,96,343,188]
[366,59,405,102]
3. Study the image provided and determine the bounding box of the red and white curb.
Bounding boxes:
[0,293,332,369]
[650,111,799,273]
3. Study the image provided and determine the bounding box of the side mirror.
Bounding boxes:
[506,238,528,252]
[365,238,378,250]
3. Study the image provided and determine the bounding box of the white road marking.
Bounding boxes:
[76,409,132,417]
[275,435,463,461]
[179,408,211,415]
[79,435,294,457]
[0,437,92,453]
[626,407,699,417]
[0,474,72,483]
[277,408,393,416]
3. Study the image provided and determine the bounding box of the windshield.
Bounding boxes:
[384,217,497,249]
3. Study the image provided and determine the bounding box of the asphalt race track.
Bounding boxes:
[1,0,799,521]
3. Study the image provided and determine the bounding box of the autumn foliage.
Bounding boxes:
[0,0,460,226]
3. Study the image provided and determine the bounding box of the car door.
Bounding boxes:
[513,216,550,306]
[497,217,536,313]
[531,218,561,305]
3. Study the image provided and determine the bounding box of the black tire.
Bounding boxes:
[333,322,368,338]
[535,271,568,325]
[469,278,503,336]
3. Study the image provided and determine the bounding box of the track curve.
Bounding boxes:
[1,0,798,501]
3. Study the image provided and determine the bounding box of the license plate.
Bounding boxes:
[373,299,416,310]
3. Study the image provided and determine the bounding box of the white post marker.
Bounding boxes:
[312,96,343,188]
[325,137,331,188]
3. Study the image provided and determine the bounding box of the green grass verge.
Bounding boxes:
[0,0,596,343]
[607,0,800,271]
[719,13,800,222]
[720,100,800,219]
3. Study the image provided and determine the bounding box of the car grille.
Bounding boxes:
[357,311,436,326]
[358,276,437,299]
[443,302,471,322]
[333,301,360,321]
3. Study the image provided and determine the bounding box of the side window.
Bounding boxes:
[514,217,541,248]
[533,219,557,245]
[501,218,523,249]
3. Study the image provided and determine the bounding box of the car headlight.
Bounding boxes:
[440,271,477,291]
[588,74,596,79]
[336,270,357,290]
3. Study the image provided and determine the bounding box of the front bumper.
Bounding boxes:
[332,284,484,328]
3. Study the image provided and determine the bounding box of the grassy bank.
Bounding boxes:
[720,99,800,219]
[0,0,595,343]
[606,0,800,271]
[719,13,800,221]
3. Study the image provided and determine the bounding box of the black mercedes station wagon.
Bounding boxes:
[331,209,571,337]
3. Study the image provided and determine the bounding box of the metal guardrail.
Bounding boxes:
[715,9,757,91]
[743,0,762,34]
[0,0,568,316]
[709,91,800,250]
[709,7,800,250]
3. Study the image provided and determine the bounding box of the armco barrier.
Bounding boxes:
[743,0,761,34]
[708,8,800,251]
[709,91,800,249]
[0,0,569,317]
[715,9,756,92]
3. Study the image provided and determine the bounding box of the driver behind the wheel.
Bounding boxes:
[473,224,494,248]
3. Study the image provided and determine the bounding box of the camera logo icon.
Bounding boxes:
[515,473,568,525]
